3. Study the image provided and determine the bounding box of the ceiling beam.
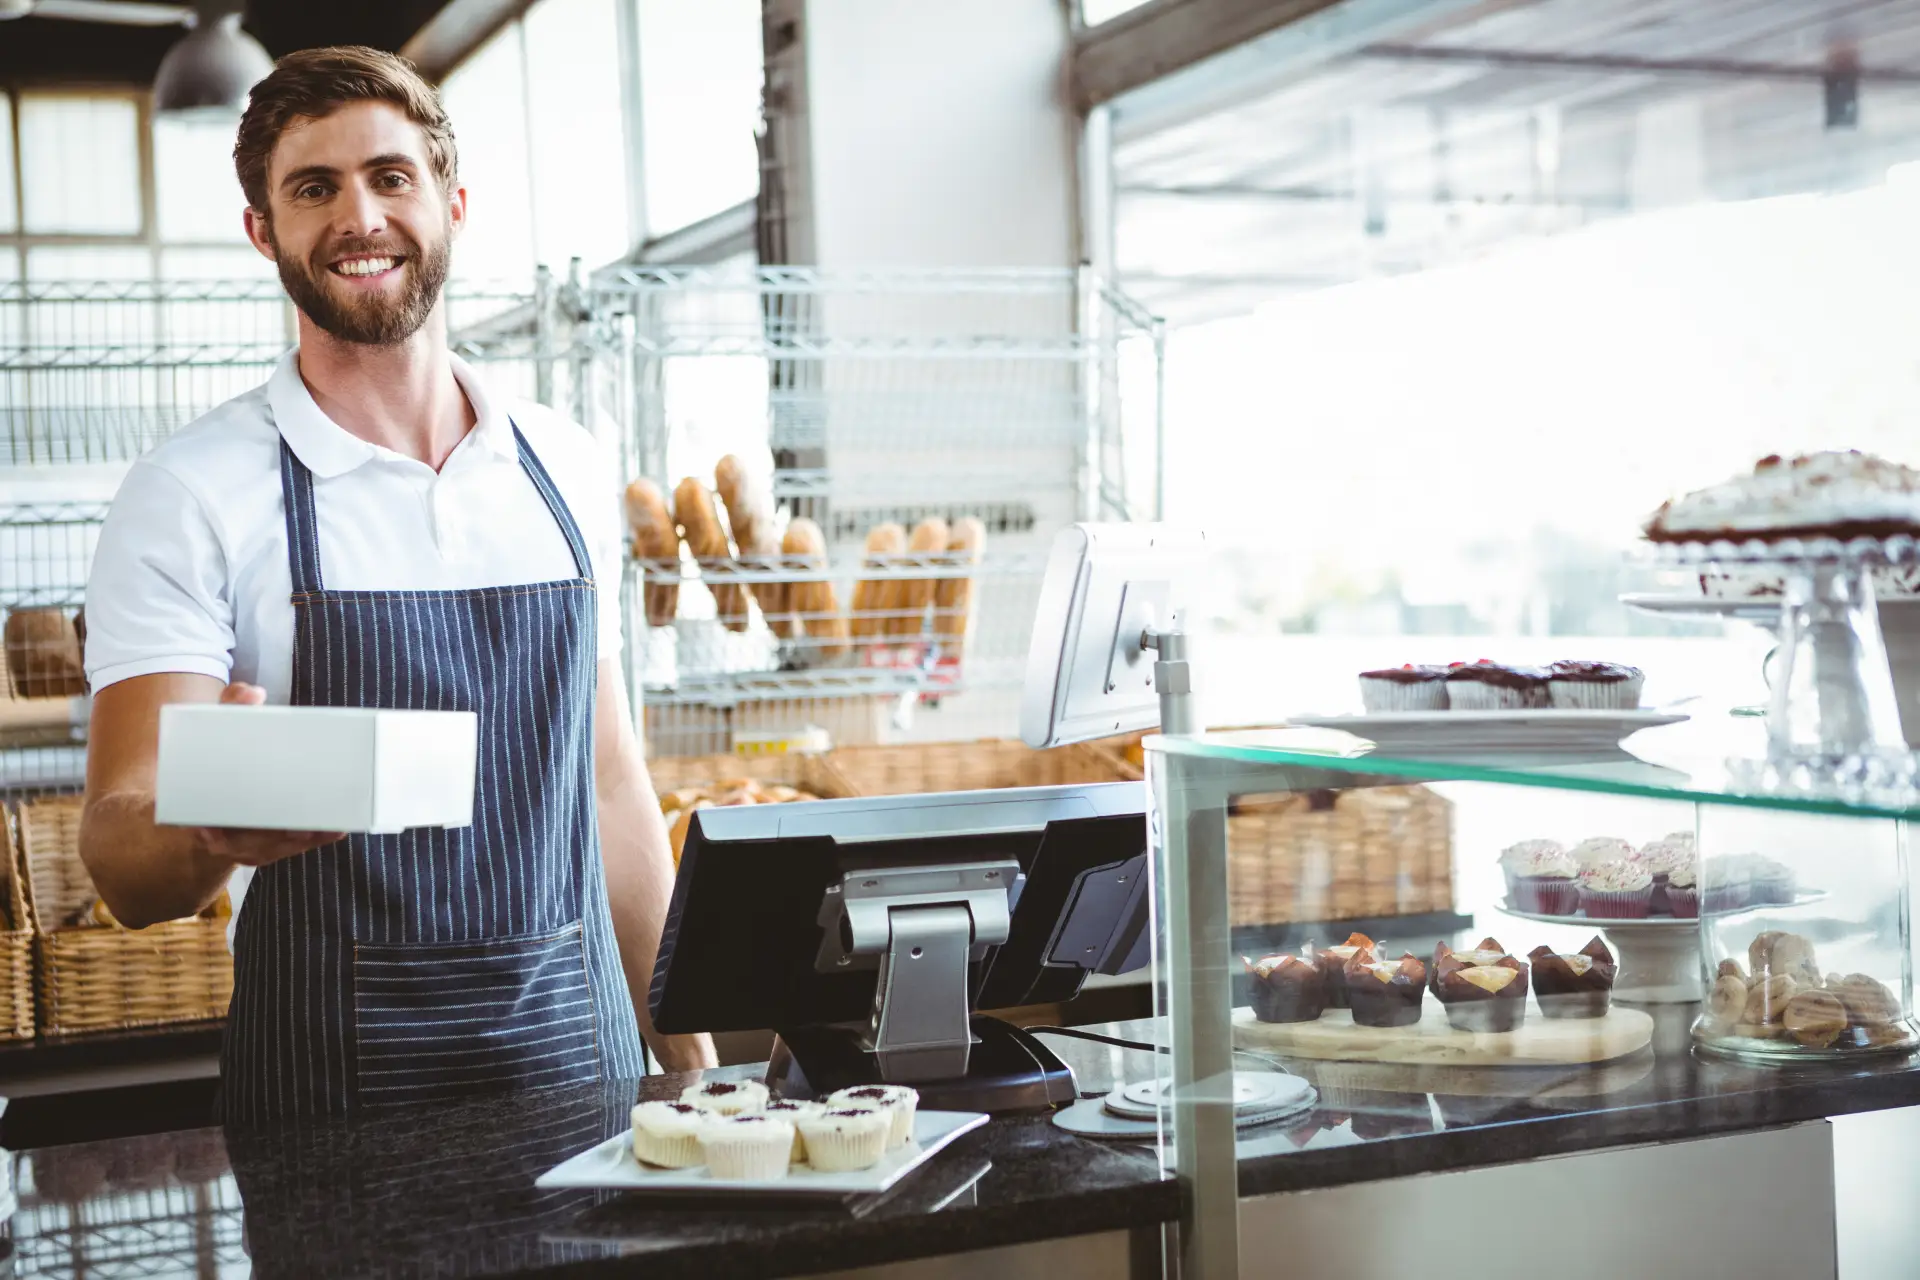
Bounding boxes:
[1357,43,1920,86]
[1072,0,1346,111]
[399,0,536,82]
[1120,182,1627,211]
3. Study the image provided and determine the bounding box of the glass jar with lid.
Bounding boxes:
[1691,805,1918,1061]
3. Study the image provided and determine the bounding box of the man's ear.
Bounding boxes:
[447,184,467,240]
[243,207,277,263]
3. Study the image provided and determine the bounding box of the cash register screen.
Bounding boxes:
[647,783,1148,1035]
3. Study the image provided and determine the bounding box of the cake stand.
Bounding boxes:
[1651,535,1920,798]
[1498,901,1703,1003]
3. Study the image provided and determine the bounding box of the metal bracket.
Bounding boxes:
[1142,626,1195,735]
[814,860,1023,1080]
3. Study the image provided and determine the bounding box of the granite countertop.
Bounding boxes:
[11,1010,1920,1278]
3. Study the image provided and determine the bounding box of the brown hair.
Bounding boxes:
[233,45,457,212]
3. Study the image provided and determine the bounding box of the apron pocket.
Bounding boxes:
[352,922,602,1101]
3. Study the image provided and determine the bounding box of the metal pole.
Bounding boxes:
[1145,628,1195,736]
[533,263,554,408]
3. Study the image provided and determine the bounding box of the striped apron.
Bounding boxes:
[220,422,646,1123]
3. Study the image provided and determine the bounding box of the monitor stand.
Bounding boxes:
[766,1016,1077,1114]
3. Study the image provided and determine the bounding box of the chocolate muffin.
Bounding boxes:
[1528,936,1617,1019]
[1343,946,1427,1028]
[1311,933,1373,1009]
[1546,660,1644,710]
[1358,664,1449,713]
[1443,660,1551,710]
[1244,953,1327,1024]
[1433,940,1528,1033]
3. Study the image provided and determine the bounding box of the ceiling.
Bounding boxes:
[0,0,456,84]
[1113,0,1920,323]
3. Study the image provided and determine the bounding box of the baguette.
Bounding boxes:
[781,517,848,659]
[885,517,949,637]
[934,516,985,658]
[850,522,906,639]
[715,455,787,631]
[624,478,680,628]
[674,477,750,633]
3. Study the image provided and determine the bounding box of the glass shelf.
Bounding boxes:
[1147,726,1920,821]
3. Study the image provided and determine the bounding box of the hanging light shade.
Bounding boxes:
[153,10,274,118]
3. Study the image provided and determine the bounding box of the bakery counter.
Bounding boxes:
[11,1014,1920,1278]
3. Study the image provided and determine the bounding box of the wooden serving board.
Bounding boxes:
[1232,1001,1653,1066]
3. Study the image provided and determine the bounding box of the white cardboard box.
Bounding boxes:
[156,705,479,834]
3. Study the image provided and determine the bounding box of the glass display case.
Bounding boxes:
[1143,727,1920,1279]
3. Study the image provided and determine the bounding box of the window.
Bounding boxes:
[154,114,248,245]
[0,93,16,236]
[19,94,141,236]
[637,0,762,235]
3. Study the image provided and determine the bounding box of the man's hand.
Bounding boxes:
[189,681,345,867]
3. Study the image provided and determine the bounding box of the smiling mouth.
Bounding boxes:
[329,256,405,278]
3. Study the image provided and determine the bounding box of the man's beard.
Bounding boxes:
[270,222,451,346]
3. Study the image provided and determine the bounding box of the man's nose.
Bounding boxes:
[332,179,387,240]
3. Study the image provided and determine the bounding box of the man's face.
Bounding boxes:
[245,100,465,346]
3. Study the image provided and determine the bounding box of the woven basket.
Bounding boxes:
[19,798,233,1036]
[647,751,856,800]
[1224,786,1454,928]
[0,808,35,1040]
[827,737,1137,796]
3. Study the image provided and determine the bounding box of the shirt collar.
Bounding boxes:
[267,349,517,479]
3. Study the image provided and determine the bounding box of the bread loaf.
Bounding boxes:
[624,478,680,628]
[4,609,84,699]
[781,517,848,659]
[934,516,985,658]
[715,456,787,631]
[674,477,750,633]
[882,518,949,638]
[850,523,906,640]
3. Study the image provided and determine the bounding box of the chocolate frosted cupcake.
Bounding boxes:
[1358,664,1449,712]
[1546,660,1644,710]
[1433,939,1528,1033]
[1343,946,1427,1028]
[1311,933,1373,1009]
[1244,953,1327,1024]
[1529,937,1616,1019]
[1443,660,1551,710]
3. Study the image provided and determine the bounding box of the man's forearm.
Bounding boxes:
[79,790,235,929]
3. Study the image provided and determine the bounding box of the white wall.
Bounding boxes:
[799,0,1078,268]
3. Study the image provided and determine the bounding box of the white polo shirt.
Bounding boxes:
[85,350,625,702]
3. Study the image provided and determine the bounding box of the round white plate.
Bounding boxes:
[1499,891,1825,930]
[1619,592,1780,624]
[1290,709,1687,758]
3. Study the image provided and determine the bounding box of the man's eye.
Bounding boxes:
[377,172,412,189]
[297,184,329,200]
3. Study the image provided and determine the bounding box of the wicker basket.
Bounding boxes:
[1224,786,1454,928]
[19,798,233,1036]
[647,751,856,800]
[827,737,1137,796]
[0,808,35,1040]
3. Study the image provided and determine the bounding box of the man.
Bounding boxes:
[79,45,714,1122]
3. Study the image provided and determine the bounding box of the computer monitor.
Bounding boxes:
[647,783,1148,1113]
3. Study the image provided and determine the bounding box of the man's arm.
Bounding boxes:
[81,675,343,929]
[593,657,718,1071]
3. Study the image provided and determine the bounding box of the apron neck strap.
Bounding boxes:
[511,420,594,582]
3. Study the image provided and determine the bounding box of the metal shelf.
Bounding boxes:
[646,661,1024,708]
[623,549,1046,586]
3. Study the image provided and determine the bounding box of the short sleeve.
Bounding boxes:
[84,461,236,691]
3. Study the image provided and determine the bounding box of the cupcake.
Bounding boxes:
[1664,862,1699,918]
[1579,858,1655,918]
[763,1098,824,1163]
[1358,665,1449,712]
[1568,837,1636,874]
[1637,837,1695,914]
[797,1107,892,1172]
[1443,660,1551,710]
[1343,946,1427,1028]
[681,1079,769,1117]
[1702,861,1751,914]
[1432,940,1528,1033]
[631,1101,708,1169]
[1545,660,1644,710]
[1501,840,1579,915]
[1310,933,1374,1009]
[1751,857,1799,906]
[827,1085,919,1148]
[700,1113,795,1180]
[1528,937,1617,1019]
[1244,953,1327,1024]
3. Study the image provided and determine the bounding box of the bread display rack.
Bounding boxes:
[588,266,1162,759]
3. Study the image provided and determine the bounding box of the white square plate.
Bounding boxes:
[535,1109,990,1198]
[1288,709,1686,758]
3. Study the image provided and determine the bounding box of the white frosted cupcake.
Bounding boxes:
[827,1085,919,1148]
[797,1106,892,1172]
[681,1079,768,1117]
[631,1100,708,1169]
[1568,837,1636,873]
[762,1098,824,1163]
[699,1113,795,1180]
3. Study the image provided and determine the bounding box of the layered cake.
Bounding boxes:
[1646,450,1920,543]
